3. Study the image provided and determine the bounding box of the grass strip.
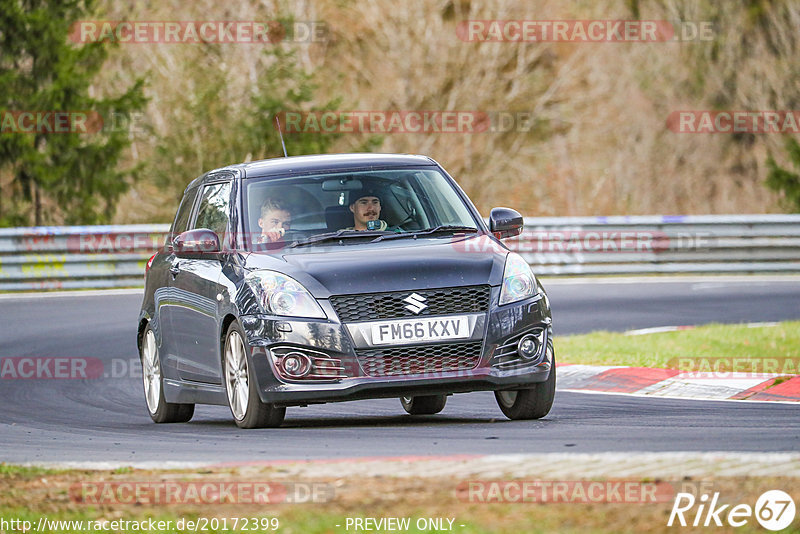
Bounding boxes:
[555,321,800,372]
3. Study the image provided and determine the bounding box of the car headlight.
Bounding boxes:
[499,252,540,305]
[245,271,326,319]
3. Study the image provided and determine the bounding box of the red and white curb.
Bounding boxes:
[557,364,800,402]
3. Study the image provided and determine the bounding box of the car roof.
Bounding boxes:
[185,153,439,190]
[240,153,437,177]
[235,153,434,175]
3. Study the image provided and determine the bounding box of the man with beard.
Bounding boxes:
[347,187,389,231]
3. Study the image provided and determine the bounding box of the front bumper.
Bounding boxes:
[241,290,552,406]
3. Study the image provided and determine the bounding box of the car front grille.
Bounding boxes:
[355,340,484,377]
[330,285,491,323]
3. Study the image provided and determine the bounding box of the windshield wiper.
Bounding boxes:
[371,225,479,243]
[288,229,386,248]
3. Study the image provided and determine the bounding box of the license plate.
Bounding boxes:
[370,316,470,346]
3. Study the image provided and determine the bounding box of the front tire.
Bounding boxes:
[400,394,447,415]
[495,347,556,420]
[223,321,285,429]
[141,325,194,423]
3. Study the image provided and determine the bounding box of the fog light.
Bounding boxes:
[517,335,539,359]
[281,352,311,378]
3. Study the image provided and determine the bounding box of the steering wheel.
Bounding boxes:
[395,215,418,231]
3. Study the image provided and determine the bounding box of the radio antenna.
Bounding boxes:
[275,115,288,157]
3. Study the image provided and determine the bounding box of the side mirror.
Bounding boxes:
[489,207,523,239]
[173,229,221,256]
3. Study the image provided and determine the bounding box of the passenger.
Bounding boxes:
[347,188,388,231]
[255,197,292,243]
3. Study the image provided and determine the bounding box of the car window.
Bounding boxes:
[170,186,199,241]
[414,171,475,227]
[193,182,232,239]
[244,167,479,249]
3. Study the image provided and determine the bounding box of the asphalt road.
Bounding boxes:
[0,276,798,464]
[545,275,800,335]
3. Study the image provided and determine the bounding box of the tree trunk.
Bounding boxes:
[34,183,41,226]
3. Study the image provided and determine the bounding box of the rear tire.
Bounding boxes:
[400,394,447,415]
[495,347,556,420]
[223,321,286,429]
[140,324,194,423]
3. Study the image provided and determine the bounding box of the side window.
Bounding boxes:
[193,182,232,238]
[170,186,199,240]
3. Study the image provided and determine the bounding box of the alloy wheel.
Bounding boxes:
[225,330,249,420]
[142,329,161,414]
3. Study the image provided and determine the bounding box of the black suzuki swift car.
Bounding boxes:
[138,153,554,428]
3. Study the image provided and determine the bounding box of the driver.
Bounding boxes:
[255,197,292,243]
[347,188,388,231]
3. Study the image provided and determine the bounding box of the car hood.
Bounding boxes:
[243,234,508,297]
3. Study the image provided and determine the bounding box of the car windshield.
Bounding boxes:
[243,167,480,250]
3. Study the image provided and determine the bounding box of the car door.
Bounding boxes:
[154,184,199,379]
[168,175,233,384]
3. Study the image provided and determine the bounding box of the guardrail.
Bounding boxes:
[0,225,168,291]
[509,214,800,275]
[0,215,798,290]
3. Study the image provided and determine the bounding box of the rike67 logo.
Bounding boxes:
[668,490,796,530]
